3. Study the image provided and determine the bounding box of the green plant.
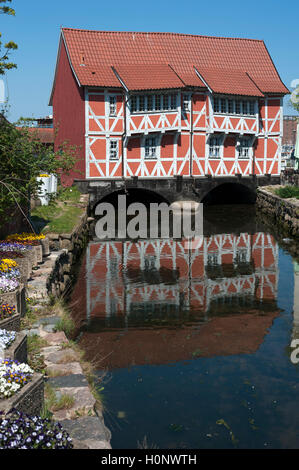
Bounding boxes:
[275,186,299,200]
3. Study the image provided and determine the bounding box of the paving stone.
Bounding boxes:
[52,386,96,420]
[48,374,88,389]
[40,331,67,345]
[59,416,111,442]
[77,439,111,449]
[32,316,61,327]
[45,348,78,364]
[46,361,83,376]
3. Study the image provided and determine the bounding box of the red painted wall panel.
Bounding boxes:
[53,40,85,186]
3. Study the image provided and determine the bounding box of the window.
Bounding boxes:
[207,252,218,266]
[144,136,157,159]
[228,99,234,114]
[213,96,256,116]
[170,93,177,110]
[235,100,241,114]
[139,95,145,112]
[220,98,227,113]
[109,96,117,116]
[131,96,137,113]
[182,94,190,112]
[163,94,169,110]
[237,138,250,159]
[130,93,178,113]
[209,136,221,158]
[146,95,153,111]
[109,139,118,160]
[213,97,220,113]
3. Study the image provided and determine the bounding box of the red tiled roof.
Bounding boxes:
[113,64,184,90]
[17,127,54,144]
[59,28,289,95]
[195,67,264,97]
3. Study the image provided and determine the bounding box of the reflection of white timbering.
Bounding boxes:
[293,261,299,339]
[86,232,279,321]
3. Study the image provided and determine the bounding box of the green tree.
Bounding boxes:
[0,116,78,227]
[0,0,17,75]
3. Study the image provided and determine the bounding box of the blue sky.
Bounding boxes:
[1,0,299,122]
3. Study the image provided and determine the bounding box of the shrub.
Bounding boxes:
[275,186,299,199]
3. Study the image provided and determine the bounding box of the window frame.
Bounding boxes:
[130,92,179,114]
[108,95,117,116]
[108,138,119,160]
[208,135,222,159]
[237,137,251,159]
[213,95,256,117]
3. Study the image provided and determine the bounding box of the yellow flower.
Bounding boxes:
[7,232,45,241]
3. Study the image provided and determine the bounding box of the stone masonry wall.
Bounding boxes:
[256,187,299,238]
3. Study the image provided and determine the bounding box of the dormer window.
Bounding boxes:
[130,93,178,113]
[213,96,256,116]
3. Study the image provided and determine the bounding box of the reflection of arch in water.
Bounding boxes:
[201,182,256,204]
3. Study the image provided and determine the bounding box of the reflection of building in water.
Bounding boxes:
[293,261,299,340]
[85,232,278,323]
[72,232,280,368]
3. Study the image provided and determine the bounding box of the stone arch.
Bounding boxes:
[91,187,171,214]
[201,182,256,204]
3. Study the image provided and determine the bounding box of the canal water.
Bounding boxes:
[70,204,299,449]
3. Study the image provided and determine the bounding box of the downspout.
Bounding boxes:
[190,92,194,178]
[122,93,127,180]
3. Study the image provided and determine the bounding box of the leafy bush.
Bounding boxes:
[275,186,299,199]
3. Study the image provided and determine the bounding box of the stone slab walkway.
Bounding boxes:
[24,252,112,449]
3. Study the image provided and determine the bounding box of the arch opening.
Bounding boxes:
[201,183,256,205]
[93,187,170,212]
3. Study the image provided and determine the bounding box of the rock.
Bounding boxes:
[40,331,68,345]
[59,416,111,444]
[51,386,96,420]
[45,362,83,376]
[48,374,88,389]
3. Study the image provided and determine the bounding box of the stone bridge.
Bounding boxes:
[75,175,281,213]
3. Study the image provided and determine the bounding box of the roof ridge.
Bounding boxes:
[61,27,264,43]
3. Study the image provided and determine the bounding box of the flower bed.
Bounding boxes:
[6,233,45,263]
[1,331,27,363]
[0,410,73,449]
[0,359,43,417]
[0,285,26,318]
[0,253,30,284]
[0,305,20,332]
[1,240,37,268]
[0,329,16,350]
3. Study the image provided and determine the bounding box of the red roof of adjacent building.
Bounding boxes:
[17,127,54,144]
[50,28,289,100]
